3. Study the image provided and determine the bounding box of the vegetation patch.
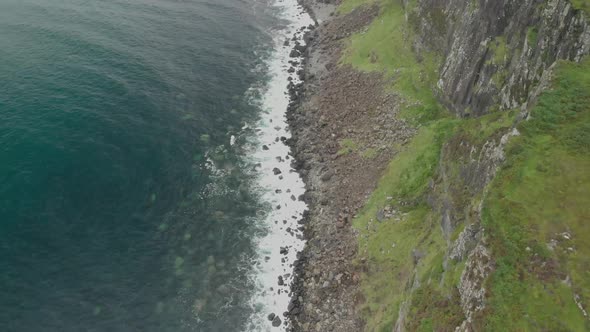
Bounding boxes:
[571,0,590,15]
[353,119,457,330]
[361,147,379,159]
[339,0,590,330]
[487,36,508,65]
[456,110,516,144]
[338,0,380,15]
[481,59,590,331]
[338,138,360,155]
[527,27,539,46]
[341,0,442,125]
[406,284,465,332]
[340,0,509,330]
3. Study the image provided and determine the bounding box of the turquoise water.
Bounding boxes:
[0,0,281,330]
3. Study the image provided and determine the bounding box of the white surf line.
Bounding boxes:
[246,0,314,331]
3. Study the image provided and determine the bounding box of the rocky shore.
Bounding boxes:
[277,0,590,330]
[281,1,416,330]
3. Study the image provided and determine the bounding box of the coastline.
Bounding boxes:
[244,1,314,331]
[284,0,415,330]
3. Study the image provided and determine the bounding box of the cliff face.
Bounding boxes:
[412,0,590,117]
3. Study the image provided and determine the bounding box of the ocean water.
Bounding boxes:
[0,0,312,331]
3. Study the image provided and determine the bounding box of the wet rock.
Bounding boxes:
[278,276,284,286]
[273,168,282,175]
[262,145,269,150]
[272,316,282,327]
[294,43,307,54]
[268,312,276,321]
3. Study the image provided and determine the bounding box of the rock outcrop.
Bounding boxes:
[411,0,590,116]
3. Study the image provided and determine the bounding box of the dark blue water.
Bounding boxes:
[0,0,281,330]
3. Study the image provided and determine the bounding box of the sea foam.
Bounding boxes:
[245,0,313,330]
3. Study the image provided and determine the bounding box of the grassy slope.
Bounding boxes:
[481,59,590,331]
[337,0,590,330]
[340,0,476,330]
[343,0,441,123]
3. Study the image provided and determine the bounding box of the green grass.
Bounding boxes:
[338,138,360,155]
[341,0,442,125]
[487,36,510,86]
[361,147,379,159]
[571,0,590,15]
[487,36,508,65]
[458,110,516,143]
[339,0,590,330]
[354,119,461,331]
[339,0,508,330]
[338,0,379,15]
[406,284,465,332]
[338,139,381,159]
[527,27,539,46]
[353,108,521,330]
[480,59,590,331]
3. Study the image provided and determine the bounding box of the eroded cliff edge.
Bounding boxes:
[287,0,590,330]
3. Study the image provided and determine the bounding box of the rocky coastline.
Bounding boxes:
[279,0,590,330]
[281,1,416,330]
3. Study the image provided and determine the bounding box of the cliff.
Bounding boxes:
[413,0,590,116]
[288,0,590,331]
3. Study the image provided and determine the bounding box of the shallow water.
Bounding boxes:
[0,0,309,330]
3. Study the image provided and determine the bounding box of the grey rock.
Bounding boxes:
[320,171,333,181]
[272,316,282,327]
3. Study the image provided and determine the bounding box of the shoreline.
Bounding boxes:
[284,0,415,330]
[244,1,315,331]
